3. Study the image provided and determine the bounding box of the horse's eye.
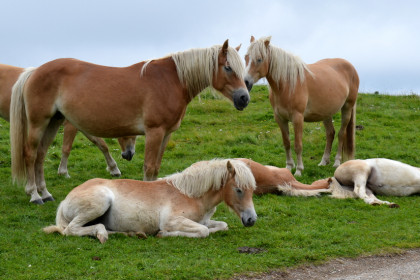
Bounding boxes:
[257,58,262,63]
[224,66,232,72]
[235,188,243,195]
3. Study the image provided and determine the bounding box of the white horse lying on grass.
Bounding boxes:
[43,159,257,243]
[329,158,420,207]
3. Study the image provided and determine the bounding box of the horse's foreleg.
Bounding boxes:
[292,114,304,176]
[81,132,121,177]
[334,103,353,167]
[275,115,295,171]
[35,118,64,202]
[143,128,166,181]
[205,220,228,233]
[319,118,335,166]
[158,216,210,238]
[58,120,78,178]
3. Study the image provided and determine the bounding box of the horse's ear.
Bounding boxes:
[222,40,229,55]
[250,36,255,43]
[227,161,236,177]
[264,36,272,48]
[235,44,242,52]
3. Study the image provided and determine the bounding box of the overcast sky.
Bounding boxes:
[1,0,419,94]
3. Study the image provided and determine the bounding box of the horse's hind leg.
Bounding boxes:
[35,117,65,202]
[319,118,335,166]
[64,216,109,244]
[62,191,112,243]
[58,120,77,178]
[274,114,295,172]
[81,131,121,177]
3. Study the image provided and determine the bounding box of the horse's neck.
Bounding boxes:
[266,75,291,97]
[199,188,224,211]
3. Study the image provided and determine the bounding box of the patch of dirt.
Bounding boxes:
[233,248,420,280]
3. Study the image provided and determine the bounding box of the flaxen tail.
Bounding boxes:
[43,201,68,235]
[10,67,36,185]
[343,69,359,161]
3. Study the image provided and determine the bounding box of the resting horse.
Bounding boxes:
[0,63,135,178]
[10,40,249,204]
[237,158,329,196]
[43,159,257,243]
[244,36,359,176]
[328,158,420,207]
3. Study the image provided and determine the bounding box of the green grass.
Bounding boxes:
[1,86,419,279]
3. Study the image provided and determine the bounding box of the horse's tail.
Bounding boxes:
[10,67,37,184]
[328,177,358,199]
[43,201,68,235]
[343,68,359,161]
[343,101,356,161]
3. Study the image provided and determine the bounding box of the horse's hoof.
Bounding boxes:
[371,202,380,206]
[42,196,55,203]
[389,203,400,208]
[31,199,44,205]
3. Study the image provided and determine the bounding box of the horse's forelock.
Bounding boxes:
[165,159,255,198]
[247,37,311,93]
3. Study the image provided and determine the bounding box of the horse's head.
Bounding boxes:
[213,40,250,111]
[118,136,137,161]
[244,36,271,92]
[222,161,257,227]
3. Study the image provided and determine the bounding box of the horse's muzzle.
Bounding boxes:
[233,88,250,111]
[244,76,254,92]
[121,150,134,161]
[241,209,257,227]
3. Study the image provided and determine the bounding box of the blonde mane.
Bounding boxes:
[141,45,244,97]
[247,37,311,93]
[165,159,256,198]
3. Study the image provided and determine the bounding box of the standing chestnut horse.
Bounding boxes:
[10,40,249,204]
[244,36,359,176]
[0,63,135,178]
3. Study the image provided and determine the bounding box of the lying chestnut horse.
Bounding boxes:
[237,158,329,196]
[43,159,257,243]
[10,40,249,204]
[329,158,420,207]
[0,63,135,178]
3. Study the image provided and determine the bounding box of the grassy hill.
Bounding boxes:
[0,86,419,279]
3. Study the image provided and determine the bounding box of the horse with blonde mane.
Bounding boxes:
[328,158,420,207]
[10,40,249,204]
[0,63,136,178]
[43,159,257,243]
[237,158,329,196]
[244,36,359,176]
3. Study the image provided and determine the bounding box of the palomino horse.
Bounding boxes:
[0,63,135,178]
[328,158,420,208]
[43,159,257,243]
[244,36,359,176]
[10,40,249,204]
[237,158,329,196]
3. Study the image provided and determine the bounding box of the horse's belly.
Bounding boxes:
[106,208,161,234]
